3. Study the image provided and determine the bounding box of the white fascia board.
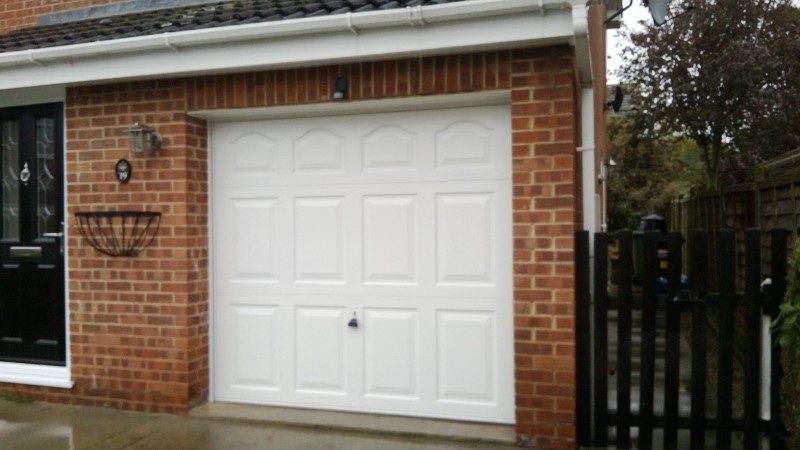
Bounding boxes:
[0,0,579,90]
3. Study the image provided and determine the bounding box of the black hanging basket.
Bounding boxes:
[74,211,161,257]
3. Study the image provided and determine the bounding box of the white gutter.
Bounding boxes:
[0,0,574,67]
[571,3,592,86]
[0,0,588,90]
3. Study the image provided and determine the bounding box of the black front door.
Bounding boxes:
[0,103,65,365]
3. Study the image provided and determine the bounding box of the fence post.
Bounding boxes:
[716,229,736,450]
[638,231,659,449]
[593,233,609,446]
[690,230,709,449]
[663,232,683,450]
[769,229,788,450]
[616,230,633,448]
[575,230,592,447]
[744,229,762,449]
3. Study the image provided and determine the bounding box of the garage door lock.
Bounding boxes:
[348,312,358,329]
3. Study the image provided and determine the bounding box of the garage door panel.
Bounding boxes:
[434,120,495,170]
[294,196,346,284]
[437,310,496,404]
[214,130,279,186]
[361,125,417,172]
[230,304,280,390]
[214,299,288,401]
[216,195,279,288]
[212,106,510,189]
[362,195,417,285]
[436,192,495,286]
[363,308,419,399]
[292,128,346,174]
[213,104,513,423]
[215,181,509,299]
[295,306,348,395]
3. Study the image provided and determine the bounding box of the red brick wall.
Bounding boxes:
[0,48,579,449]
[0,1,127,35]
[508,49,579,449]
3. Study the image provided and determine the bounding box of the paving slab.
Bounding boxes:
[0,400,518,450]
[191,402,517,445]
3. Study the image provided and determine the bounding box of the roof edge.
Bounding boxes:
[5,0,575,66]
[0,0,585,90]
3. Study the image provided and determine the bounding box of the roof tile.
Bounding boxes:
[0,0,464,54]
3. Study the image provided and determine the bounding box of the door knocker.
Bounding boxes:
[19,163,30,186]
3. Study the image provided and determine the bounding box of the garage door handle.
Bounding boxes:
[348,313,358,328]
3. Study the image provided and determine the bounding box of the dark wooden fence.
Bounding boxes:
[576,229,789,449]
[668,150,800,291]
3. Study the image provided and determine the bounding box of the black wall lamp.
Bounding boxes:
[333,75,348,100]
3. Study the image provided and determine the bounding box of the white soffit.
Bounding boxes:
[0,86,66,108]
[191,91,511,122]
[0,0,592,90]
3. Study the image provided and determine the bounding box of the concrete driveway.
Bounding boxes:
[0,399,518,450]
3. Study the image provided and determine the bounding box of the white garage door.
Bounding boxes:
[212,104,513,423]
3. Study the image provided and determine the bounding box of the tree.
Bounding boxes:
[620,0,800,188]
[606,109,703,230]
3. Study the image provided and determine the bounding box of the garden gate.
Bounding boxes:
[576,229,789,448]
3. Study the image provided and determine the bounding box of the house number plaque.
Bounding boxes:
[115,159,132,184]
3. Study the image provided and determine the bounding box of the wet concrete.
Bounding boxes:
[0,400,519,449]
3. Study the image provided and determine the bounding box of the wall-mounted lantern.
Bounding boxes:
[125,123,161,156]
[333,75,348,100]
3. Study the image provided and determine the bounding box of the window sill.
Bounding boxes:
[0,361,73,389]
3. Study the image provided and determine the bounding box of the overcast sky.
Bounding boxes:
[607,2,652,83]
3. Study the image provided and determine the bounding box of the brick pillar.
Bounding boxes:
[510,47,579,449]
[64,81,209,413]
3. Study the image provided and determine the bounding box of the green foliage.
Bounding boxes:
[773,243,800,445]
[606,112,704,231]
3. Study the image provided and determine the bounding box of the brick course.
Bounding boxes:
[0,47,580,449]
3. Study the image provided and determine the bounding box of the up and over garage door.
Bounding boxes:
[212,103,513,423]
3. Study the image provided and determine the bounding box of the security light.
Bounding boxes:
[645,0,669,26]
[333,75,348,100]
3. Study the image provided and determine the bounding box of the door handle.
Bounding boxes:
[43,222,65,256]
[19,163,30,186]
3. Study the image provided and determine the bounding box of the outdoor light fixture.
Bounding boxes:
[645,0,669,26]
[125,123,161,156]
[607,86,625,113]
[333,75,348,100]
[606,0,692,26]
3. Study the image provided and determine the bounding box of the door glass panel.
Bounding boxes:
[36,117,57,237]
[2,120,20,240]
